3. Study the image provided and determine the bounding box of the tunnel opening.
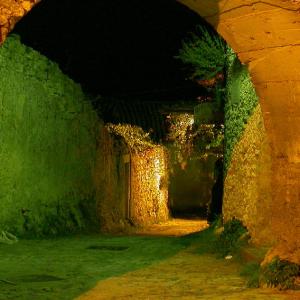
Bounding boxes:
[5,0,229,235]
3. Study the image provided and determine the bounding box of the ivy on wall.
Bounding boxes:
[224,51,259,173]
[0,35,101,236]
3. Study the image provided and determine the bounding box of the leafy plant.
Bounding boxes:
[261,257,300,290]
[175,25,227,80]
[214,218,248,257]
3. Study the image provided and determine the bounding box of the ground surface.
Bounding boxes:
[77,219,300,300]
[77,245,298,300]
[1,219,300,299]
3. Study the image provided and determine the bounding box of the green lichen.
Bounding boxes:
[0,35,100,236]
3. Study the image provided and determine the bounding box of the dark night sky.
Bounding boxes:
[13,0,209,100]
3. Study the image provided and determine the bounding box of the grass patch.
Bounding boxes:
[240,262,261,288]
[0,234,189,300]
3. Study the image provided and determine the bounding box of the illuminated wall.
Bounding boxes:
[180,0,300,263]
[0,35,101,236]
[130,147,169,225]
[0,0,39,43]
[94,128,130,233]
[96,127,169,232]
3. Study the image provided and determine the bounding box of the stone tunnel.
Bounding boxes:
[1,0,300,262]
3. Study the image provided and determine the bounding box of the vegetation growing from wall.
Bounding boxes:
[176,26,259,175]
[106,124,155,152]
[261,257,300,290]
[224,52,259,173]
[0,35,100,237]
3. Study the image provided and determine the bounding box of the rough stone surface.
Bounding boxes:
[0,0,39,43]
[130,147,169,226]
[94,130,169,232]
[223,105,272,245]
[180,0,300,262]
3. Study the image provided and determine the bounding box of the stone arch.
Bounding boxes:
[0,0,39,43]
[1,0,300,261]
[180,0,300,262]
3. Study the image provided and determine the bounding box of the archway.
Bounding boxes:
[1,0,300,261]
[179,0,300,262]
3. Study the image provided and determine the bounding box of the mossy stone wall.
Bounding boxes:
[0,35,101,236]
[223,54,272,244]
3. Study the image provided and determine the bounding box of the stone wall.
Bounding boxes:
[180,0,300,263]
[0,35,101,236]
[94,129,130,233]
[0,0,39,43]
[96,130,170,232]
[223,105,272,245]
[130,147,169,226]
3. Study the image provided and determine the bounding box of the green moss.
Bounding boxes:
[0,35,100,236]
[224,53,259,173]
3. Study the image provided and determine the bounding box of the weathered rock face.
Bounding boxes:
[180,0,300,263]
[0,0,39,43]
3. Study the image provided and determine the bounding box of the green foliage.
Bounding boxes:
[175,25,227,80]
[214,218,248,257]
[261,257,300,290]
[224,54,259,173]
[240,262,261,288]
[0,35,100,236]
[106,123,155,152]
[193,124,224,156]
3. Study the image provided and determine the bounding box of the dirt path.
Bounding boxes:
[133,218,209,237]
[77,219,300,300]
[77,244,299,300]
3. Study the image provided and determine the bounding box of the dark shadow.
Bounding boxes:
[12,0,208,99]
[207,157,224,223]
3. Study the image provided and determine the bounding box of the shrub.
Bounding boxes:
[214,218,248,257]
[175,25,227,80]
[261,257,300,290]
